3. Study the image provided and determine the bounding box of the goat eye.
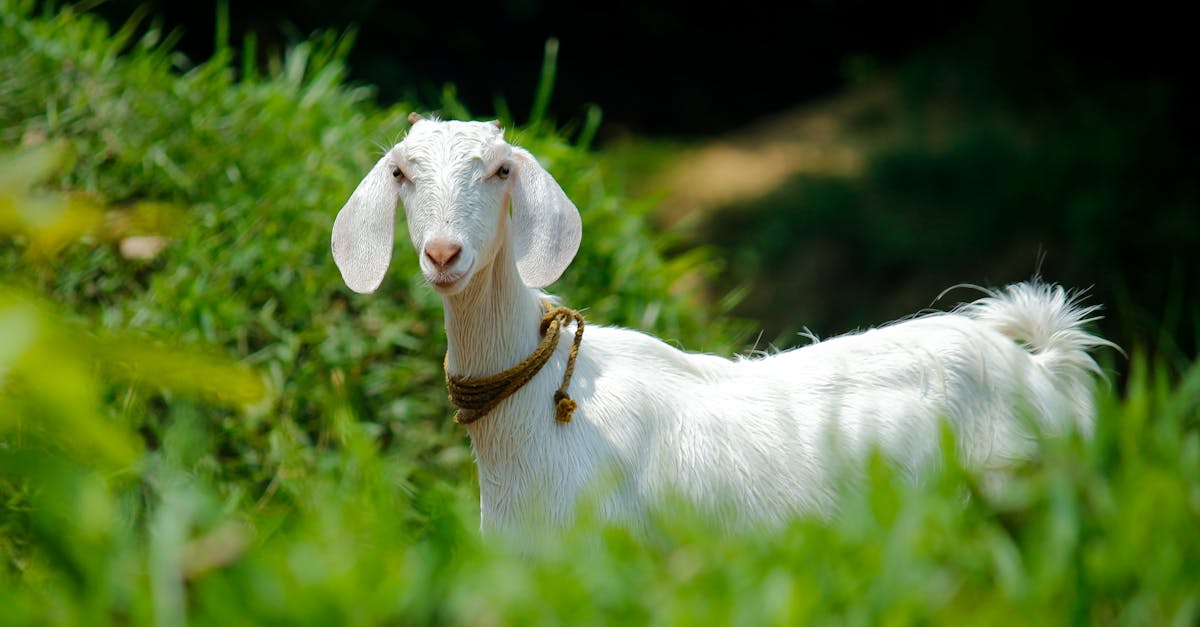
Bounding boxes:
[497,165,511,180]
[391,167,403,179]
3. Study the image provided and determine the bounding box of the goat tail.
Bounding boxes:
[959,281,1117,435]
[960,281,1116,372]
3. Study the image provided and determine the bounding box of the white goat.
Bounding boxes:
[332,118,1111,532]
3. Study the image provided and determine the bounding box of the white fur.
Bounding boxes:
[332,119,1112,533]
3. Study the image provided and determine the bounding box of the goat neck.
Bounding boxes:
[442,229,545,381]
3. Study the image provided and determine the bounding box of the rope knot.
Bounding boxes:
[553,390,577,423]
[445,302,585,425]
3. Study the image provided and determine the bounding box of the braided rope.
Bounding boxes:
[446,303,585,425]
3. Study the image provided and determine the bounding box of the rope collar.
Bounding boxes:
[445,302,585,425]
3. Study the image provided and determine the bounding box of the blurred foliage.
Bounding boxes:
[693,10,1197,374]
[1,2,1197,624]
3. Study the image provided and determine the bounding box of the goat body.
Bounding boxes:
[332,119,1110,532]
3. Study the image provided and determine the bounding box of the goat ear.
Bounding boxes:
[331,155,398,294]
[509,147,582,288]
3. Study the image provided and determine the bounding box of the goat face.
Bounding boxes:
[396,120,512,295]
[331,119,582,295]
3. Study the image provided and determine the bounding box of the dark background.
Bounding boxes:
[86,1,1065,135]
[86,2,1193,143]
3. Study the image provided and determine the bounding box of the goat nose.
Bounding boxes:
[424,239,463,270]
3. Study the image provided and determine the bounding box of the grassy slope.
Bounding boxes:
[1,4,1197,624]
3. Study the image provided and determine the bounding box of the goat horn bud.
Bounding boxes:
[408,112,424,124]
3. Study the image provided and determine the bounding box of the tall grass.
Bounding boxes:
[1,3,1197,624]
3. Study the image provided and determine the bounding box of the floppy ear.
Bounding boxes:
[331,155,398,293]
[509,147,582,288]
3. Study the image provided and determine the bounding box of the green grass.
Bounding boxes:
[1,3,1198,624]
